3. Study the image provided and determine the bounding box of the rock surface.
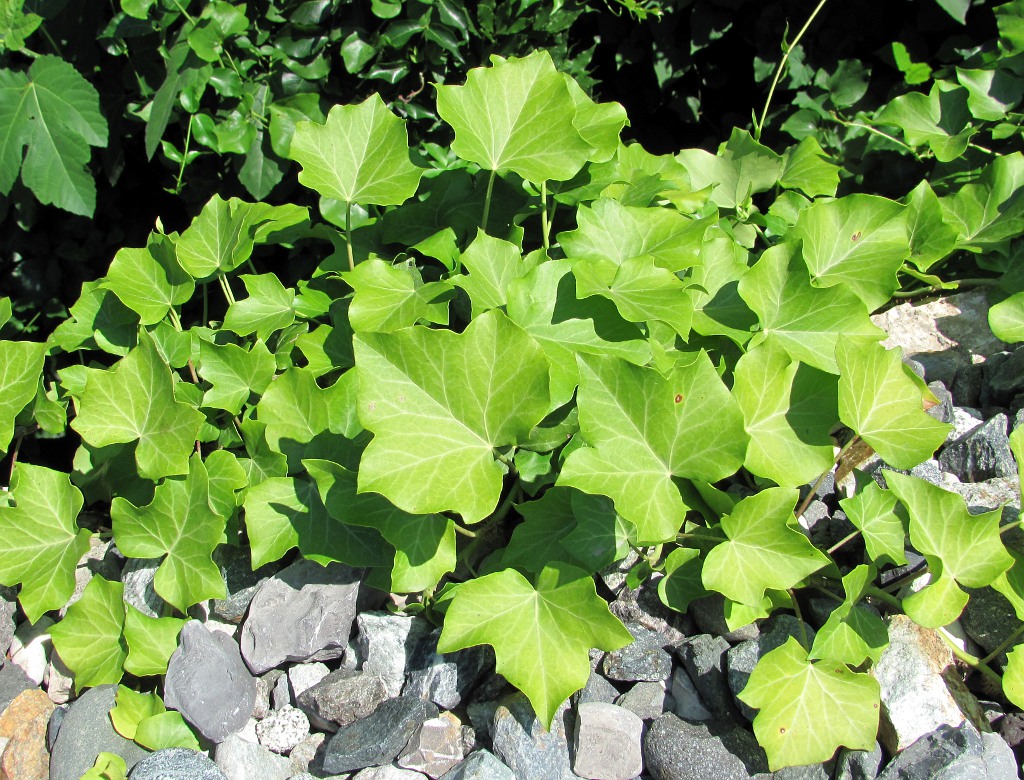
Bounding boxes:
[320,695,439,774]
[48,685,149,780]
[572,702,644,780]
[163,620,256,743]
[490,694,575,780]
[241,560,363,675]
[642,713,768,780]
[0,689,53,780]
[129,747,228,779]
[214,733,293,780]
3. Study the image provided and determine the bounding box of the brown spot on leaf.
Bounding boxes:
[674,393,683,403]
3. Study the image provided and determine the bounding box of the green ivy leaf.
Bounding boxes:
[573,255,696,339]
[809,565,888,666]
[956,67,1022,121]
[739,243,884,374]
[345,257,452,332]
[242,474,389,568]
[110,454,227,612]
[838,482,909,567]
[940,152,1024,254]
[877,82,974,162]
[657,546,711,614]
[559,198,709,272]
[438,564,632,727]
[793,194,910,310]
[452,231,536,317]
[71,334,204,480]
[702,488,830,609]
[102,234,193,326]
[0,339,45,451]
[989,291,1024,343]
[779,137,840,198]
[885,472,1013,628]
[562,75,628,164]
[558,352,747,543]
[732,341,838,487]
[175,195,257,279]
[306,458,456,593]
[110,686,164,741]
[354,310,550,522]
[134,711,200,751]
[288,94,422,206]
[50,576,127,691]
[0,462,90,623]
[836,338,950,469]
[436,50,590,183]
[1005,644,1024,709]
[738,637,880,771]
[123,606,185,677]
[0,55,108,215]
[0,0,42,52]
[506,258,650,408]
[80,752,127,780]
[904,180,958,272]
[222,274,297,341]
[677,128,783,209]
[197,339,276,415]
[239,418,288,485]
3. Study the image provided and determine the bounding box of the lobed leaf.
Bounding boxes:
[50,576,127,691]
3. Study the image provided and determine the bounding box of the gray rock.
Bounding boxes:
[609,580,695,646]
[164,620,257,743]
[253,676,272,719]
[912,352,964,390]
[877,722,988,780]
[353,768,426,779]
[240,559,363,675]
[772,763,830,780]
[601,622,673,682]
[215,733,293,780]
[677,634,743,723]
[211,545,280,623]
[122,557,164,618]
[981,731,1019,779]
[438,749,515,780]
[688,594,759,643]
[297,669,390,731]
[320,695,439,774]
[273,672,292,710]
[356,612,433,697]
[834,743,883,780]
[405,628,493,710]
[939,414,1017,483]
[616,681,668,721]
[872,615,976,754]
[256,705,310,754]
[670,667,713,722]
[962,587,1024,660]
[0,585,15,659]
[926,382,955,424]
[47,704,67,751]
[490,694,574,780]
[572,702,644,780]
[987,347,1024,405]
[49,684,149,780]
[726,615,816,722]
[289,732,325,775]
[575,669,621,706]
[129,747,228,779]
[642,713,769,780]
[398,712,467,778]
[0,658,34,713]
[288,662,330,700]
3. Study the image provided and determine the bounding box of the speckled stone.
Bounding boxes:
[129,747,228,779]
[320,695,439,774]
[642,713,768,780]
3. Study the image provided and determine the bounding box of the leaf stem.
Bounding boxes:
[865,585,902,611]
[754,0,830,141]
[1001,520,1023,535]
[795,436,855,520]
[167,308,184,332]
[175,117,193,194]
[978,623,1024,667]
[345,201,355,272]
[788,589,810,650]
[540,181,550,252]
[217,273,237,306]
[452,523,477,539]
[827,528,862,556]
[482,170,496,232]
[935,628,1003,687]
[5,431,24,488]
[892,277,999,299]
[827,114,922,157]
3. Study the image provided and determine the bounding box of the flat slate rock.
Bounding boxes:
[129,747,227,779]
[876,722,985,780]
[600,622,673,682]
[642,713,769,780]
[164,620,256,743]
[438,749,515,780]
[490,694,575,780]
[241,559,363,675]
[211,545,280,624]
[49,684,149,780]
[0,585,15,659]
[0,659,34,713]
[320,695,439,774]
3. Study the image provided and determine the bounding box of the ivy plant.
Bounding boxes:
[1,44,1024,772]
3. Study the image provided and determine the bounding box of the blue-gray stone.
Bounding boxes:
[677,634,743,723]
[939,414,1017,483]
[404,627,493,709]
[438,749,515,780]
[48,684,149,780]
[876,723,987,780]
[163,621,256,743]
[0,658,33,712]
[601,622,673,682]
[0,584,15,660]
[129,748,227,779]
[490,694,575,780]
[834,742,883,780]
[320,695,439,774]
[211,544,280,624]
[46,705,66,751]
[642,713,768,780]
